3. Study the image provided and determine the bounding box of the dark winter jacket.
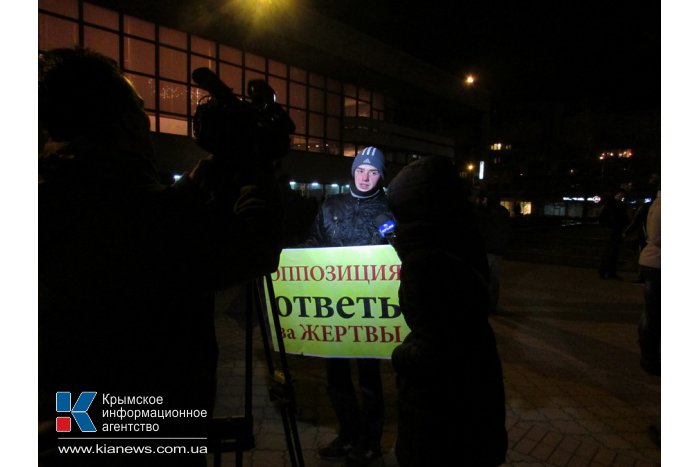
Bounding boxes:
[39,149,283,439]
[301,191,393,247]
[390,244,507,467]
[386,156,507,467]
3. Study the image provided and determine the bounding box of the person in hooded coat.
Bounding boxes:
[386,156,507,467]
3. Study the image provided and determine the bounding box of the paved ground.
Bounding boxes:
[207,259,660,467]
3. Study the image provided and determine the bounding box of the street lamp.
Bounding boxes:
[466,162,476,186]
[464,74,476,87]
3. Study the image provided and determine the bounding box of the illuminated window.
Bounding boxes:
[191,36,215,57]
[124,38,155,75]
[268,76,287,105]
[159,26,187,48]
[220,63,243,95]
[39,0,78,17]
[309,113,324,137]
[159,81,187,114]
[343,144,357,158]
[291,135,307,151]
[245,52,266,71]
[357,101,371,118]
[84,27,119,61]
[327,93,342,116]
[159,46,187,81]
[290,66,307,83]
[326,117,341,140]
[309,88,324,113]
[124,16,155,39]
[83,3,118,29]
[269,60,287,77]
[159,116,188,135]
[290,82,307,109]
[344,97,357,117]
[220,45,243,65]
[290,109,307,134]
[39,14,78,50]
[38,1,394,152]
[125,73,156,110]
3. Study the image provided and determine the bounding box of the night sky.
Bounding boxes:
[305,1,660,110]
[81,1,660,111]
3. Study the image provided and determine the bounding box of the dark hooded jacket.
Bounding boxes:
[301,190,392,247]
[387,157,507,467]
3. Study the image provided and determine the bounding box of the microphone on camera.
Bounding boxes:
[374,214,396,239]
[192,67,238,103]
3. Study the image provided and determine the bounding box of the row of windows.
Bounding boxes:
[38,0,386,157]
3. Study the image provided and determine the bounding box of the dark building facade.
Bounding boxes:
[39,0,489,199]
[482,100,660,219]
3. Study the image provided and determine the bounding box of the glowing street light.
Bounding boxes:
[464,74,476,87]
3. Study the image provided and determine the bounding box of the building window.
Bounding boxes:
[124,38,155,75]
[125,73,156,110]
[220,44,242,65]
[160,26,187,48]
[220,63,243,95]
[84,3,118,29]
[124,15,155,39]
[39,0,78,18]
[39,0,392,149]
[159,46,187,81]
[289,82,307,109]
[39,14,79,51]
[83,27,119,61]
[191,36,215,57]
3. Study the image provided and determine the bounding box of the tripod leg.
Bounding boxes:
[245,283,254,420]
[254,276,306,467]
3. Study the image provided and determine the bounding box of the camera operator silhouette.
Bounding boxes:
[39,47,291,466]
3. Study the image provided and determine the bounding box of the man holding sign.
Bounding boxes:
[299,146,394,466]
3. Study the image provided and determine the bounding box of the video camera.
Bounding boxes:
[191,67,295,165]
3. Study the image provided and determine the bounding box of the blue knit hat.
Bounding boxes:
[351,146,385,179]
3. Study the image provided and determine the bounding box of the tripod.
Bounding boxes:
[209,274,305,467]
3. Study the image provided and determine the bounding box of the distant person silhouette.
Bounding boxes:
[598,190,629,279]
[624,174,660,283]
[475,190,511,313]
[277,173,318,247]
[386,156,507,467]
[638,187,660,377]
